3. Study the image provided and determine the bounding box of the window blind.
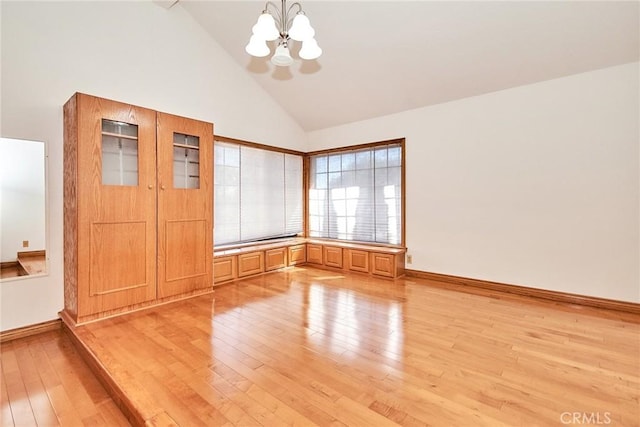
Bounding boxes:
[214,141,303,246]
[309,143,402,245]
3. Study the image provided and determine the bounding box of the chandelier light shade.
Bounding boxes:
[253,13,280,41]
[245,35,270,57]
[288,14,314,41]
[271,41,294,66]
[299,38,322,60]
[245,0,322,66]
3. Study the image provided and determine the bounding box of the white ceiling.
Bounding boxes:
[179,1,639,131]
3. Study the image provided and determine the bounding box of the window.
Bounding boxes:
[214,138,303,246]
[308,140,403,245]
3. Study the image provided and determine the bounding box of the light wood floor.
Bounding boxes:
[1,327,131,426]
[8,267,640,426]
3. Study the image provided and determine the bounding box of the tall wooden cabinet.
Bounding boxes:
[63,93,213,324]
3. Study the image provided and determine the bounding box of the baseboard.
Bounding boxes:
[406,269,640,315]
[0,319,62,343]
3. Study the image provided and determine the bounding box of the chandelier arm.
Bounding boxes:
[263,1,284,34]
[285,2,304,31]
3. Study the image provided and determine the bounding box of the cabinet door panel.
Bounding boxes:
[164,219,208,281]
[75,94,157,316]
[214,256,236,283]
[238,252,264,277]
[157,112,213,298]
[89,222,147,295]
[324,247,343,269]
[348,249,369,273]
[265,248,287,271]
[371,253,395,277]
[288,245,306,266]
[307,244,323,265]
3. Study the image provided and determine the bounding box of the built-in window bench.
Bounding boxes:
[213,238,406,285]
[0,250,46,279]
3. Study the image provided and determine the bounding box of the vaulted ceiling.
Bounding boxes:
[179,1,639,131]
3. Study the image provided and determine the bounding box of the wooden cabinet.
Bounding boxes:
[307,244,323,265]
[288,245,306,266]
[324,246,343,269]
[265,248,287,271]
[63,93,213,324]
[238,252,264,277]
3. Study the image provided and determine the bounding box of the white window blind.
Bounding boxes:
[309,143,402,245]
[214,141,303,246]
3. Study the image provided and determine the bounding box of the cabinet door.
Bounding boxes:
[307,244,323,265]
[265,248,287,271]
[348,249,369,273]
[75,94,158,316]
[214,256,236,284]
[324,246,343,268]
[288,245,306,266]
[238,252,264,277]
[371,252,395,277]
[156,112,213,298]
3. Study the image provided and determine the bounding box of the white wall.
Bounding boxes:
[309,62,640,303]
[0,0,306,331]
[0,139,46,262]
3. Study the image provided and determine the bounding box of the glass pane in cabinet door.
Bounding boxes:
[173,133,200,189]
[101,119,139,186]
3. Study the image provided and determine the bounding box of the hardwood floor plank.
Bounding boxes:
[0,330,131,427]
[1,355,15,427]
[1,343,37,426]
[96,400,133,427]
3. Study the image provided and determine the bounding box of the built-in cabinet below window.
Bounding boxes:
[214,239,405,284]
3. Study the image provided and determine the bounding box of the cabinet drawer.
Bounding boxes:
[347,249,369,273]
[213,256,236,283]
[288,245,306,266]
[371,252,395,277]
[324,246,343,269]
[237,252,264,277]
[265,248,287,271]
[307,244,323,265]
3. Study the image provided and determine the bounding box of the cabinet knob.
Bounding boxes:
[161,185,166,191]
[148,184,154,190]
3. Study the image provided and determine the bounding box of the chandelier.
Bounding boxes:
[245,0,322,67]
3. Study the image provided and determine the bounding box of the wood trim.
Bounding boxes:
[406,269,640,315]
[305,137,405,156]
[306,238,405,253]
[303,154,310,238]
[60,314,146,427]
[215,237,307,255]
[400,140,406,248]
[0,319,61,343]
[0,261,19,269]
[17,249,46,258]
[62,287,215,326]
[214,135,305,156]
